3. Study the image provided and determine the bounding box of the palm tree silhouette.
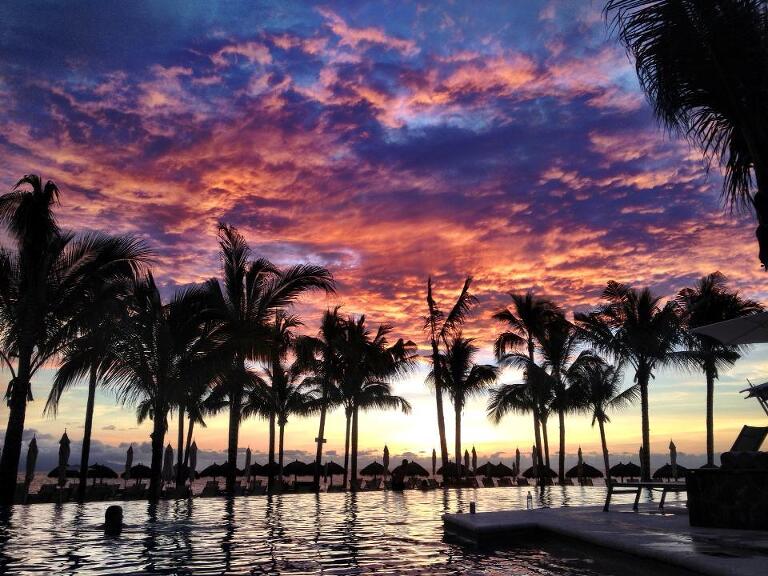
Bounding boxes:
[205,224,334,495]
[492,291,559,476]
[569,357,639,480]
[434,335,497,480]
[606,0,768,267]
[0,175,149,504]
[425,277,476,472]
[674,272,763,465]
[575,281,682,481]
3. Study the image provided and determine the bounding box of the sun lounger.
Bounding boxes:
[729,424,768,451]
[579,478,593,486]
[364,478,382,490]
[201,480,220,497]
[560,478,574,486]
[482,477,495,488]
[516,478,529,486]
[603,481,686,512]
[327,484,345,492]
[497,477,512,487]
[427,479,439,489]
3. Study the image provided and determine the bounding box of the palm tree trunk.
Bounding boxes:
[313,384,328,492]
[268,412,276,492]
[350,404,359,492]
[598,418,611,482]
[183,418,195,467]
[431,340,450,470]
[542,418,551,470]
[342,407,351,489]
[532,409,544,485]
[278,421,285,488]
[454,403,462,482]
[175,405,185,489]
[226,387,242,496]
[148,413,166,501]
[77,363,98,502]
[0,350,31,505]
[638,364,652,482]
[705,365,715,467]
[557,406,565,483]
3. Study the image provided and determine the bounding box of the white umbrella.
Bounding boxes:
[515,448,520,477]
[25,436,38,486]
[124,445,133,483]
[383,445,390,476]
[669,440,678,479]
[244,447,252,486]
[577,446,583,480]
[471,446,477,474]
[431,448,436,477]
[162,444,174,484]
[58,431,71,487]
[188,441,197,483]
[691,311,768,345]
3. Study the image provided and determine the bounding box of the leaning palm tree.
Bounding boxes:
[205,224,334,494]
[0,175,150,504]
[435,335,498,480]
[569,357,639,480]
[605,0,768,268]
[574,281,682,481]
[492,291,559,473]
[674,272,763,465]
[294,307,344,492]
[104,275,213,500]
[424,277,476,472]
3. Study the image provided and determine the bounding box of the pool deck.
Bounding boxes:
[443,504,768,576]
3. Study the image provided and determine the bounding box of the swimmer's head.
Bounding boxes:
[105,505,123,535]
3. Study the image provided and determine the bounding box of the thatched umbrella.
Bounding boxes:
[360,461,385,478]
[392,460,429,478]
[522,465,556,479]
[323,461,345,485]
[383,445,390,476]
[200,463,223,481]
[248,462,264,477]
[623,462,641,479]
[58,431,71,487]
[283,460,309,483]
[431,449,437,477]
[188,442,197,483]
[494,462,515,478]
[653,463,688,481]
[25,436,38,489]
[244,447,252,487]
[515,448,521,477]
[162,444,174,484]
[669,440,677,479]
[219,462,244,479]
[437,462,473,477]
[566,463,603,478]
[47,465,79,479]
[88,463,118,484]
[577,446,584,480]
[124,464,152,480]
[476,462,495,477]
[471,447,477,475]
[123,445,133,484]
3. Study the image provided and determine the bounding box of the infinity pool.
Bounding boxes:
[0,486,687,575]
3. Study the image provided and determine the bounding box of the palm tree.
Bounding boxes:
[0,175,149,504]
[104,275,212,500]
[205,224,334,495]
[435,335,498,480]
[569,358,639,480]
[295,307,344,492]
[605,1,768,267]
[574,281,682,481]
[674,272,763,465]
[492,291,558,474]
[424,277,476,471]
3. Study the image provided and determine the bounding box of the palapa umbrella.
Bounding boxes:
[653,463,688,481]
[162,444,174,484]
[431,449,437,477]
[493,462,515,478]
[188,441,197,483]
[323,461,345,485]
[566,463,604,478]
[383,445,390,475]
[392,460,429,477]
[124,463,152,480]
[260,461,280,476]
[437,462,473,477]
[124,445,133,483]
[669,440,677,479]
[219,461,244,478]
[283,460,309,483]
[360,461,385,478]
[200,463,223,480]
[88,463,118,484]
[47,465,79,479]
[248,462,264,477]
[244,447,252,486]
[515,448,521,477]
[471,447,477,474]
[623,462,641,478]
[522,465,556,479]
[577,446,584,480]
[25,436,38,487]
[58,431,71,487]
[476,462,495,477]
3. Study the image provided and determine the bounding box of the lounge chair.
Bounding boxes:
[498,477,512,487]
[516,478,529,486]
[482,477,495,488]
[201,480,220,497]
[427,479,439,489]
[37,483,59,503]
[364,478,382,490]
[327,484,345,492]
[579,478,593,487]
[122,482,147,500]
[560,478,574,486]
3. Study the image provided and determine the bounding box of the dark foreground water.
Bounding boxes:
[0,486,688,575]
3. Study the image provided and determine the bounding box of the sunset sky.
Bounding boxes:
[2,1,767,471]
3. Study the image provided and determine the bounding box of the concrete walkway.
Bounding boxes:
[443,504,768,576]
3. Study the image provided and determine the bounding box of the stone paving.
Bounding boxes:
[443,503,768,576]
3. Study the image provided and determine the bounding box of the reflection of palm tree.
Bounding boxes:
[575,281,681,481]
[433,335,497,480]
[0,175,150,504]
[606,0,768,267]
[492,291,559,474]
[206,224,334,495]
[674,272,762,465]
[569,358,639,479]
[425,277,476,472]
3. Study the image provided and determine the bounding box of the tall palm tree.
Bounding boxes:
[103,275,212,500]
[0,175,149,504]
[205,224,334,495]
[424,277,476,471]
[605,0,768,267]
[569,358,639,480]
[674,272,763,465]
[435,335,498,480]
[492,291,558,474]
[295,307,344,492]
[575,281,682,481]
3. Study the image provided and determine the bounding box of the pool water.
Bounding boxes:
[0,486,688,574]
